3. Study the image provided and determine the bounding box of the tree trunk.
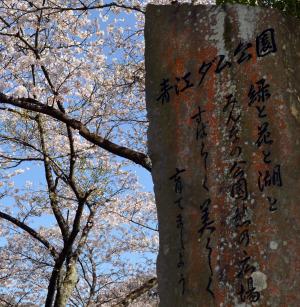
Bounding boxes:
[45,265,63,307]
[54,259,78,307]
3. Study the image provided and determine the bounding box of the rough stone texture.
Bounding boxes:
[145,4,300,307]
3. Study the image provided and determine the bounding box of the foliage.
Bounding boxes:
[0,0,162,305]
[216,0,300,18]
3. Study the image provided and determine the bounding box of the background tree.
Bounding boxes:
[0,1,166,305]
[0,107,158,306]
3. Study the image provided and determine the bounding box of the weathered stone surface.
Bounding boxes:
[145,4,300,307]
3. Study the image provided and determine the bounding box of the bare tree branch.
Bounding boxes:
[113,277,158,307]
[37,115,70,241]
[0,93,152,171]
[0,210,58,259]
[25,2,145,15]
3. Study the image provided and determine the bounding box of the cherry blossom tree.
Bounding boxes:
[0,109,158,306]
[0,0,213,306]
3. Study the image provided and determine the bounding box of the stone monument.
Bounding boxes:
[145,4,300,306]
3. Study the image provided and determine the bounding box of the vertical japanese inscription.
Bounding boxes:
[170,168,186,295]
[156,29,276,105]
[152,24,281,305]
[191,106,216,298]
[222,94,260,303]
[248,78,283,212]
